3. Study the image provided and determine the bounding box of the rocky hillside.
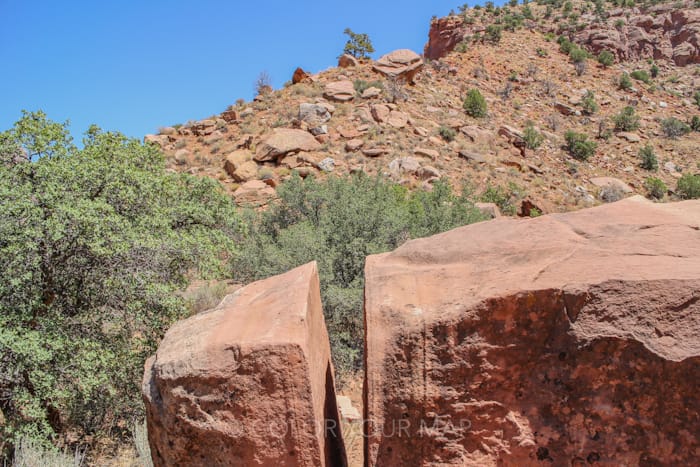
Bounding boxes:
[146,0,700,216]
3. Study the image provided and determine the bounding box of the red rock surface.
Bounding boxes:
[143,262,346,467]
[364,197,700,466]
[425,1,700,65]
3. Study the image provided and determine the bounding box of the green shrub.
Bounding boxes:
[694,91,700,108]
[569,47,588,63]
[650,63,660,78]
[558,37,574,54]
[480,183,518,215]
[691,115,700,132]
[612,106,640,131]
[638,144,658,171]
[485,24,503,43]
[439,125,457,142]
[581,90,599,115]
[463,89,488,118]
[645,177,667,200]
[536,47,548,57]
[564,130,597,160]
[618,72,633,90]
[0,112,238,453]
[523,121,544,149]
[661,117,691,138]
[597,50,615,67]
[232,174,486,376]
[677,173,700,199]
[630,70,651,83]
[342,28,374,59]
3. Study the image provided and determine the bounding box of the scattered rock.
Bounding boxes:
[345,139,365,152]
[191,119,216,136]
[458,150,487,164]
[590,176,634,193]
[417,165,441,180]
[318,157,335,172]
[228,160,258,183]
[173,149,189,165]
[255,129,322,162]
[386,111,409,129]
[618,132,641,142]
[554,102,581,116]
[299,103,331,126]
[338,54,359,68]
[292,67,311,84]
[362,147,389,157]
[414,147,439,160]
[323,81,355,102]
[232,180,278,206]
[474,202,501,218]
[388,156,421,176]
[361,87,383,99]
[372,49,424,84]
[220,109,238,123]
[143,262,346,466]
[370,104,391,123]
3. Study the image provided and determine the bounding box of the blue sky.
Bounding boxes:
[1,0,472,140]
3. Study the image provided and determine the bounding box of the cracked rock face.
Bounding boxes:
[143,262,346,467]
[364,197,700,466]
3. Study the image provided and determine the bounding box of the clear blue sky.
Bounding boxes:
[1,0,472,140]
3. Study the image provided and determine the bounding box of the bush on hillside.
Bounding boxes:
[231,174,486,376]
[581,90,599,115]
[463,89,488,118]
[597,50,615,67]
[618,72,633,90]
[564,130,597,160]
[645,177,667,200]
[638,144,658,171]
[630,69,651,83]
[661,117,691,138]
[612,106,640,132]
[676,173,700,199]
[0,111,239,455]
[523,121,544,149]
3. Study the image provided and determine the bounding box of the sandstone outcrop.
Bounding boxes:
[255,128,322,162]
[424,2,700,66]
[365,197,700,466]
[372,49,423,84]
[143,262,346,467]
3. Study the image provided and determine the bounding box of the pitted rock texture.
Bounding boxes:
[143,262,346,467]
[364,197,700,466]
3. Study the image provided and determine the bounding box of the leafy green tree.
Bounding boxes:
[463,89,488,118]
[232,174,485,376]
[342,28,375,59]
[0,111,239,453]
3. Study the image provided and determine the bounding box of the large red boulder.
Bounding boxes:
[143,262,346,466]
[365,197,700,466]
